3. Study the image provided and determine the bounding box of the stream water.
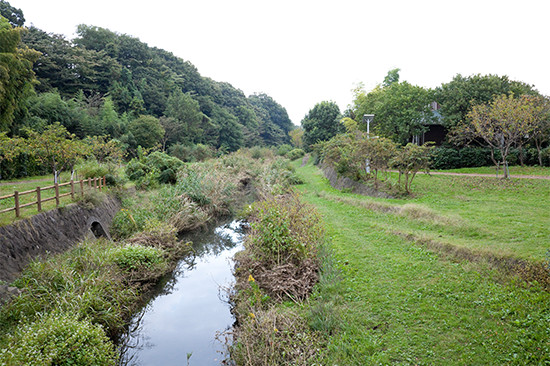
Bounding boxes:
[118,220,244,366]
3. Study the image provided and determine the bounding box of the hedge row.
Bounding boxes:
[430,146,550,169]
[0,153,49,180]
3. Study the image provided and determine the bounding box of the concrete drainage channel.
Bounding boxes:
[0,195,121,303]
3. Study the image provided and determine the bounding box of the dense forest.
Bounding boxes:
[0,0,293,159]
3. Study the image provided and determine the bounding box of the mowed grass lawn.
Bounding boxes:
[295,163,550,365]
[432,165,550,177]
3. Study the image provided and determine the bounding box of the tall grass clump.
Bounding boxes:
[247,193,323,267]
[231,192,327,365]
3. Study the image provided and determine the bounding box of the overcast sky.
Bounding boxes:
[8,0,550,125]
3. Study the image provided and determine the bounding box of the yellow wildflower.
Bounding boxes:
[248,274,255,282]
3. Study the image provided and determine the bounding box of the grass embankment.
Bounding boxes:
[291,162,550,364]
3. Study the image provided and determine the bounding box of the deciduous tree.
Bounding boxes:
[390,143,433,193]
[463,94,539,177]
[24,123,89,183]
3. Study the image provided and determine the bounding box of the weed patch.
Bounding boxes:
[231,192,328,364]
[0,311,117,365]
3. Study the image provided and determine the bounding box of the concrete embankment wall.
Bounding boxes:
[0,195,120,283]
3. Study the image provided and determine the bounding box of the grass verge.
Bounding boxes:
[290,162,550,365]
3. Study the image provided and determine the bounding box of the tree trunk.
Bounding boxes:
[518,145,525,166]
[489,148,499,177]
[501,157,509,179]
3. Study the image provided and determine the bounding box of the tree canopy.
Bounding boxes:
[301,101,342,148]
[0,4,293,153]
[434,74,539,130]
[352,75,434,145]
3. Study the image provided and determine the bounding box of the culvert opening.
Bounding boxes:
[91,221,108,239]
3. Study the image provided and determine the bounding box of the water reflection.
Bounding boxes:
[119,220,244,366]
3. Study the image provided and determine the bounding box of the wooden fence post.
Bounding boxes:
[80,179,84,197]
[14,191,20,218]
[88,178,91,189]
[70,180,75,200]
[54,183,60,207]
[36,187,42,212]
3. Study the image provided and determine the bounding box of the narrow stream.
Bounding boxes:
[119,220,244,366]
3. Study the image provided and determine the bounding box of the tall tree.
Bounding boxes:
[301,101,342,148]
[353,81,434,145]
[164,90,205,145]
[435,74,539,131]
[0,16,39,132]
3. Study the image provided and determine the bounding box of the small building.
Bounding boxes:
[412,101,447,146]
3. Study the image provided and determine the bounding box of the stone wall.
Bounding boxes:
[0,195,120,283]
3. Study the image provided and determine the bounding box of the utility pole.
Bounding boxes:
[363,114,374,174]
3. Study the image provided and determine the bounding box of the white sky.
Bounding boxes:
[8,0,550,125]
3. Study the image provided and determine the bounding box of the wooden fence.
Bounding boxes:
[0,177,106,218]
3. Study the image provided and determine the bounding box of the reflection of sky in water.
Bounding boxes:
[120,220,244,366]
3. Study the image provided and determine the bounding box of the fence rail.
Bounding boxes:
[0,176,106,218]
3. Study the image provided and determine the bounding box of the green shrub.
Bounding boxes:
[125,159,147,181]
[277,144,293,156]
[286,148,305,161]
[0,152,49,180]
[0,312,116,365]
[430,147,493,169]
[109,244,165,271]
[126,151,184,187]
[146,151,184,184]
[135,169,160,190]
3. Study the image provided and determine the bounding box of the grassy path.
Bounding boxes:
[296,164,550,365]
